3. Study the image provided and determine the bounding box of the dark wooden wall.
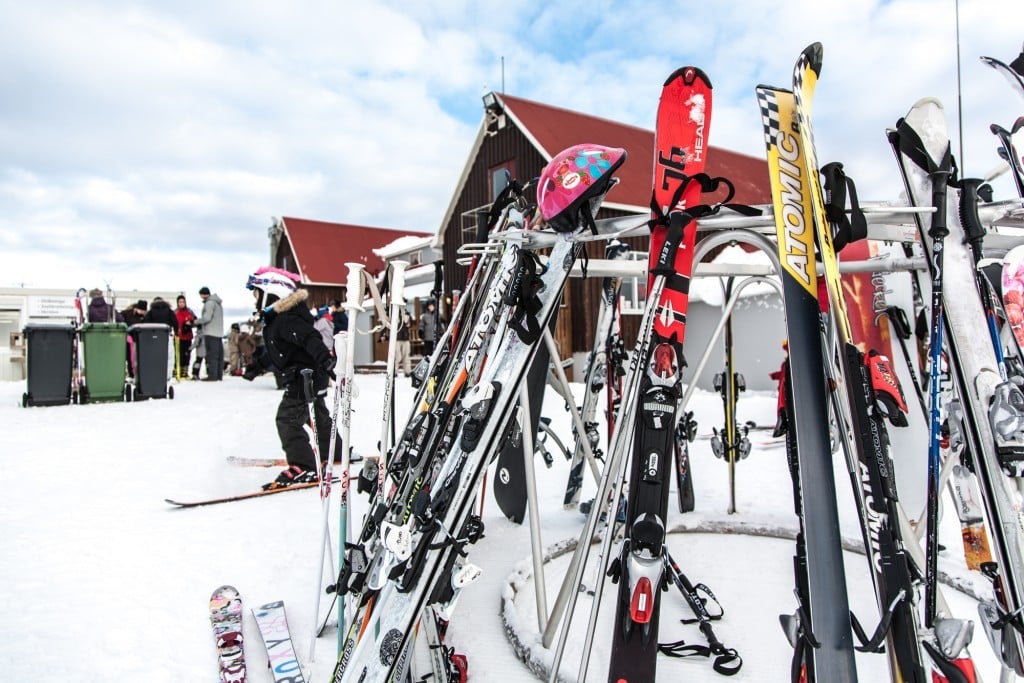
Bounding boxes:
[439,123,650,377]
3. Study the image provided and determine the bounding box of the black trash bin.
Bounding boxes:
[128,323,174,401]
[22,323,76,407]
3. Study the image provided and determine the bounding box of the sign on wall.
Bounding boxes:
[27,296,77,319]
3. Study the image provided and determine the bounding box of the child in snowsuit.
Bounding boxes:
[243,268,338,490]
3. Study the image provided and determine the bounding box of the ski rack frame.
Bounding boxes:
[348,195,1024,679]
[532,202,1024,680]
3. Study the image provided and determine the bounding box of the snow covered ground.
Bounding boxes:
[0,372,1008,681]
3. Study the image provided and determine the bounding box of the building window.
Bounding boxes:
[461,205,494,246]
[619,251,648,315]
[489,161,515,201]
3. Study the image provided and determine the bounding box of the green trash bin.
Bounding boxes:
[80,322,129,403]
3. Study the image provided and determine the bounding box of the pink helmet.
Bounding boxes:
[537,144,626,233]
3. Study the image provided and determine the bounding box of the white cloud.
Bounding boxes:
[0,0,1021,317]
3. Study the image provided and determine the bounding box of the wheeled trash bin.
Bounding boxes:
[22,323,75,407]
[79,322,129,403]
[128,323,174,400]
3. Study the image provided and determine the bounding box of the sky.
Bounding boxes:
[0,0,1021,319]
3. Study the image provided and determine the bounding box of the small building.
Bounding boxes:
[266,216,432,364]
[432,92,773,377]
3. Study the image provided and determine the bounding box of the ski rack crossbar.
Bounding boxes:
[569,255,927,280]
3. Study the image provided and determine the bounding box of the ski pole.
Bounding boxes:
[886,305,928,419]
[379,262,408,501]
[308,332,347,663]
[336,263,364,654]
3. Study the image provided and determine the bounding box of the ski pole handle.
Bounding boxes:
[958,177,988,253]
[300,368,314,403]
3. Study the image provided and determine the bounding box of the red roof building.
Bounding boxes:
[270,216,431,286]
[435,91,771,361]
[267,216,431,314]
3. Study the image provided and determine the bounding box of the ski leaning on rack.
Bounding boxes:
[981,45,1024,102]
[892,95,1024,677]
[331,145,626,683]
[711,275,751,515]
[756,74,858,683]
[210,585,247,683]
[564,239,629,509]
[252,600,306,683]
[606,65,717,683]
[795,44,975,682]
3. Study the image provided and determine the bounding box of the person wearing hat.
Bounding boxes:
[313,305,333,352]
[329,299,348,335]
[194,286,224,380]
[86,288,121,323]
[142,296,178,331]
[227,322,242,376]
[120,300,148,327]
[174,295,197,379]
[418,300,444,356]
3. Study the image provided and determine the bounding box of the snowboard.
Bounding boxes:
[252,600,306,683]
[210,585,247,683]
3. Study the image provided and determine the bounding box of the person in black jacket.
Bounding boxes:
[142,297,179,333]
[242,268,337,490]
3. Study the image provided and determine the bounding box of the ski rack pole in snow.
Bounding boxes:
[379,261,409,501]
[336,262,365,655]
[542,330,603,491]
[518,376,548,633]
[309,330,348,664]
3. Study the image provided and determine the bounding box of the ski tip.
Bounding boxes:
[663,65,712,89]
[907,96,945,117]
[754,83,792,96]
[210,585,241,605]
[800,42,823,75]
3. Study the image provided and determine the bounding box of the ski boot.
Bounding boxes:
[261,465,318,491]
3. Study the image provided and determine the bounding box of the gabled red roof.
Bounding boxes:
[497,94,771,208]
[281,217,431,285]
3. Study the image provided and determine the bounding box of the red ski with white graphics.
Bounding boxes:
[608,66,742,683]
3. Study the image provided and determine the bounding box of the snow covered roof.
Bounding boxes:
[372,234,437,261]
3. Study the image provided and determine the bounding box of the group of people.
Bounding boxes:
[83,287,226,381]
[241,266,446,491]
